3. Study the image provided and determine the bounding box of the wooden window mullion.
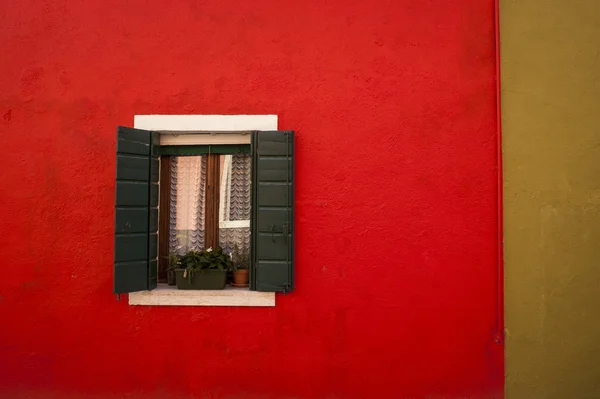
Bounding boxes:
[158,155,171,283]
[205,154,221,249]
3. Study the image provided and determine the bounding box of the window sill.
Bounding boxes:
[128,285,275,307]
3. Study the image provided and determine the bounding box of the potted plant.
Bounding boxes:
[231,244,250,287]
[174,247,231,290]
[166,253,179,286]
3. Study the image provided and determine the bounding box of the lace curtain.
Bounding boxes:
[168,153,251,256]
[169,156,207,255]
[219,153,251,255]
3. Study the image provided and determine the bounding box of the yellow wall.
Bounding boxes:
[501,0,600,398]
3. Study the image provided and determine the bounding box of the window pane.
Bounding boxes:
[169,156,206,255]
[219,153,251,255]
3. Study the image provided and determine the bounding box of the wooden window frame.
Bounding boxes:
[157,148,253,282]
[205,153,221,250]
[157,153,222,282]
[158,155,172,283]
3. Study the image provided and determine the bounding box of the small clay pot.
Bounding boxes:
[232,269,249,287]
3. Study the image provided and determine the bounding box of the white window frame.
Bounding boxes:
[128,114,277,307]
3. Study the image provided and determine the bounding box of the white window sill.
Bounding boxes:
[128,285,275,307]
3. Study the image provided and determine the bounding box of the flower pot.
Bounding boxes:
[232,269,249,287]
[174,269,227,290]
[167,269,177,286]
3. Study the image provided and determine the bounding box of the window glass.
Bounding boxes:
[218,153,251,255]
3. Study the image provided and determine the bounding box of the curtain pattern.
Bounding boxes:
[169,156,207,255]
[219,153,251,255]
[168,153,250,256]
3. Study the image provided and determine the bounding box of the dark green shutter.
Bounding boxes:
[114,126,159,294]
[250,131,294,293]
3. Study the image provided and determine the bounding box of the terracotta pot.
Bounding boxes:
[232,269,249,286]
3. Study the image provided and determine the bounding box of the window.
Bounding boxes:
[113,118,295,303]
[157,149,252,282]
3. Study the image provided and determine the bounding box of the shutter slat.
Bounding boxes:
[251,130,294,293]
[115,233,148,262]
[256,208,291,232]
[256,233,290,260]
[257,183,291,207]
[116,182,149,206]
[117,155,149,180]
[114,262,149,293]
[117,139,150,155]
[115,208,148,233]
[114,126,159,294]
[119,126,154,143]
[257,158,292,181]
[255,261,290,290]
[257,133,293,155]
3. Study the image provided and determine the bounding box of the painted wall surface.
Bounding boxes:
[501,1,600,398]
[0,1,501,398]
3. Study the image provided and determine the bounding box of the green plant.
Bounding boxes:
[180,247,232,281]
[231,244,250,271]
[168,253,180,270]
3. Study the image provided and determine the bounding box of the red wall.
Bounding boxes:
[0,1,502,398]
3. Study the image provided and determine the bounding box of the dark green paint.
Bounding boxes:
[256,135,293,155]
[257,183,290,207]
[115,208,149,233]
[148,259,157,288]
[250,131,295,293]
[148,130,159,290]
[114,233,148,262]
[255,261,292,292]
[114,261,149,293]
[117,155,149,181]
[257,158,293,181]
[150,183,159,207]
[150,158,159,181]
[256,207,291,231]
[174,269,227,290]
[256,233,291,260]
[157,144,250,156]
[115,182,149,207]
[114,126,159,294]
[117,139,150,156]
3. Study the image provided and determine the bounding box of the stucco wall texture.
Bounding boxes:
[501,1,600,398]
[0,1,501,398]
